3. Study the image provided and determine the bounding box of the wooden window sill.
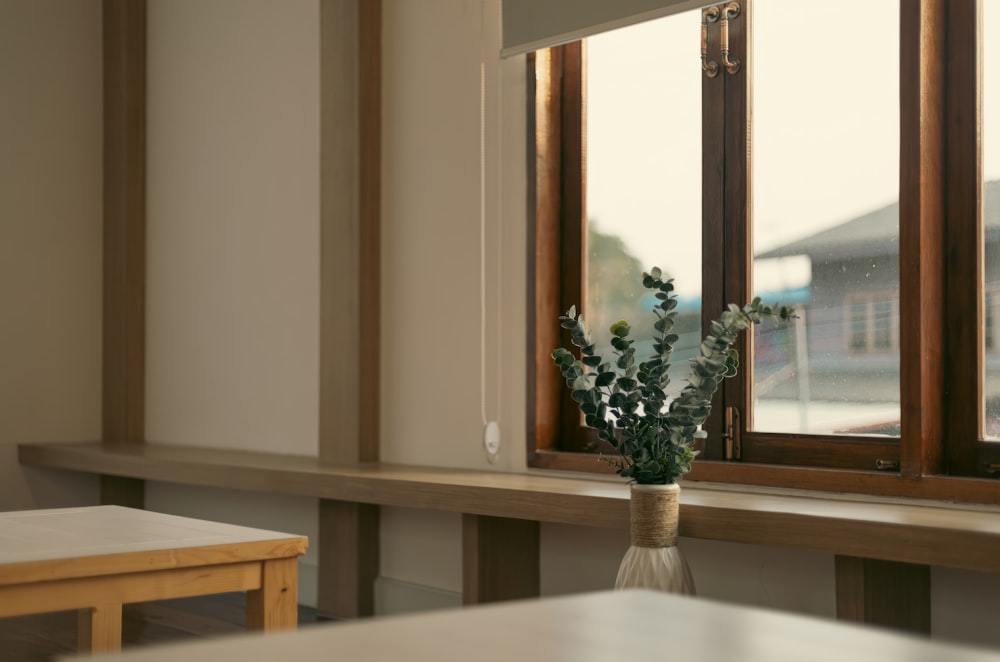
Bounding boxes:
[17,440,1000,574]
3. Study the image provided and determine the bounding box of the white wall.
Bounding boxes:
[375,0,526,612]
[144,0,322,603]
[0,0,102,510]
[145,0,321,457]
[381,0,526,471]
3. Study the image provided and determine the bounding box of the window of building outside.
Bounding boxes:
[844,293,898,357]
[528,0,1000,502]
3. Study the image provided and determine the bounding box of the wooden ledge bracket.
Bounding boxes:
[100,475,145,509]
[462,515,540,605]
[835,555,930,634]
[318,499,380,619]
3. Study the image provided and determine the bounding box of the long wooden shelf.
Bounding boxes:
[18,441,629,526]
[18,440,1000,574]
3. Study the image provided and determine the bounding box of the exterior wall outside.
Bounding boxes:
[762,254,900,403]
[808,254,899,361]
[771,187,1000,407]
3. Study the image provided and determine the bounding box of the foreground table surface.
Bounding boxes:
[0,505,308,653]
[78,589,1000,662]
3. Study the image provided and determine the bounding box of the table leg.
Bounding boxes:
[247,557,299,631]
[78,603,123,653]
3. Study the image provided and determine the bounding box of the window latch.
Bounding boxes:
[724,406,741,461]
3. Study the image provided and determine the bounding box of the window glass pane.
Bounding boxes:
[751,0,900,435]
[984,0,1000,438]
[585,11,701,401]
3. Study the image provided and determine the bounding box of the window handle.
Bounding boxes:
[702,6,720,78]
[719,2,741,75]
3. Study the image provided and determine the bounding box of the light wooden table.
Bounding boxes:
[0,505,308,654]
[76,589,1000,662]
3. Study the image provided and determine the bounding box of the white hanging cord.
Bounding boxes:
[480,0,503,459]
[479,54,489,427]
[494,43,503,425]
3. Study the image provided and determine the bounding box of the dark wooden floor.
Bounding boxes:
[0,593,325,662]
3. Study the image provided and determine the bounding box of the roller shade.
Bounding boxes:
[501,0,712,57]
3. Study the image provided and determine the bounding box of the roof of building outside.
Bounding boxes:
[757,179,1000,260]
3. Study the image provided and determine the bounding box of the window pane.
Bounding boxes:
[984,0,1000,438]
[585,11,701,401]
[751,0,900,435]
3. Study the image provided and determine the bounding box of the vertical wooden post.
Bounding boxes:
[316,0,382,618]
[462,515,540,605]
[101,0,147,508]
[317,0,382,618]
[835,556,930,634]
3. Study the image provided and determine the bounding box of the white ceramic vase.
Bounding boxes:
[614,482,696,594]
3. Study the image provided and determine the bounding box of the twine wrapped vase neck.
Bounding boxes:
[629,483,680,547]
[615,482,695,594]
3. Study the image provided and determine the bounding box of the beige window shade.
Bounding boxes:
[501,0,712,57]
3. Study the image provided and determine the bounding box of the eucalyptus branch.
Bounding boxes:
[552,267,793,485]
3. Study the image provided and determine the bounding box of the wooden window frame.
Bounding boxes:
[528,0,1000,503]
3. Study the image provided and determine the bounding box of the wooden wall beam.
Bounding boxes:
[102,0,146,446]
[462,515,540,605]
[99,475,145,509]
[318,0,382,617]
[357,0,382,465]
[319,0,381,465]
[101,0,147,508]
[835,555,930,634]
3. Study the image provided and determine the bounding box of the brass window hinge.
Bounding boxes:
[701,3,741,79]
